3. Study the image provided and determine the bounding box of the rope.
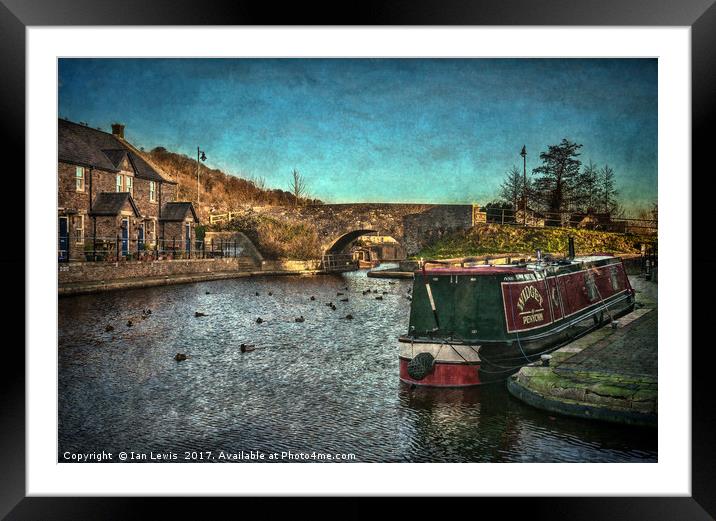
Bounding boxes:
[505,279,534,364]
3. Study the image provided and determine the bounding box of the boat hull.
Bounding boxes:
[399,282,635,387]
[399,358,482,387]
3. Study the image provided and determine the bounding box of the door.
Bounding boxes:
[58,217,69,262]
[121,218,129,256]
[137,224,144,253]
[185,223,191,255]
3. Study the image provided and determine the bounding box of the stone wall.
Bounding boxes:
[249,203,474,256]
[204,231,264,263]
[58,257,248,284]
[402,205,474,255]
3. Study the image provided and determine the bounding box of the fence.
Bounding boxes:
[59,236,247,263]
[209,212,241,225]
[483,208,657,234]
[320,253,357,272]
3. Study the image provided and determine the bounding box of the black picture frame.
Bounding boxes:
[5,1,711,518]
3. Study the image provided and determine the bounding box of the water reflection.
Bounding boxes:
[58,266,656,462]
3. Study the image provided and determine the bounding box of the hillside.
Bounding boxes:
[145,147,320,220]
[414,223,656,259]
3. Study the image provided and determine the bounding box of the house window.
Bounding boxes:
[149,181,156,202]
[116,174,123,192]
[75,166,85,192]
[126,176,133,196]
[74,215,84,244]
[150,220,156,242]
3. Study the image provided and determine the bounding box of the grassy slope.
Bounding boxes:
[414,223,655,259]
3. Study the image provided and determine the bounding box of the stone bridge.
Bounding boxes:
[252,203,475,256]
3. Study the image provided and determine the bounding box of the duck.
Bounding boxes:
[340,298,349,302]
[336,292,344,296]
[105,324,114,332]
[255,292,260,296]
[345,314,354,320]
[240,343,256,353]
[268,292,273,296]
[330,304,337,310]
[310,296,316,301]
[174,353,188,361]
[194,311,207,317]
[375,296,383,301]
[256,317,264,324]
[295,316,305,323]
[126,320,133,327]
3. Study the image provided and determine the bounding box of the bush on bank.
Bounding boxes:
[414,223,656,259]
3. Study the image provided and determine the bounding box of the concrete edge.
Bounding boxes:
[506,375,657,428]
[58,269,325,297]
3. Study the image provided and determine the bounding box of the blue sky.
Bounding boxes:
[59,58,657,210]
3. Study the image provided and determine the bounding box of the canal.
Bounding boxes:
[58,266,657,462]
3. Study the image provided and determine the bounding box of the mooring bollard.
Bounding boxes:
[540,354,552,367]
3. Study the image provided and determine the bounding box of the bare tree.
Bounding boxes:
[289,168,307,207]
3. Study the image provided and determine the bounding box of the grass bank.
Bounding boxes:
[208,210,320,260]
[414,223,655,259]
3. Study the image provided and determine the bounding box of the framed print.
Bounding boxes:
[5,0,713,518]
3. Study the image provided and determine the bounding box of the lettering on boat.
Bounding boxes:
[516,285,544,312]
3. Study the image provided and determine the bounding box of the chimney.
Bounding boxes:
[111,123,125,139]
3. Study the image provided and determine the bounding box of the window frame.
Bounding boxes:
[149,180,156,202]
[74,214,84,244]
[116,174,123,192]
[75,166,85,192]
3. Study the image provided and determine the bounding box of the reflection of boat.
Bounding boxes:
[352,247,380,269]
[399,255,635,387]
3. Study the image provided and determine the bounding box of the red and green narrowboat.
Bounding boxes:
[399,255,635,387]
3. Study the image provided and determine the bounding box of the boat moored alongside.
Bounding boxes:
[399,254,635,387]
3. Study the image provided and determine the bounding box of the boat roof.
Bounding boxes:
[417,255,619,276]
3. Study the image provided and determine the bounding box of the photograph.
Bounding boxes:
[57,57,658,464]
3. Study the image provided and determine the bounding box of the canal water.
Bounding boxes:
[58,267,657,463]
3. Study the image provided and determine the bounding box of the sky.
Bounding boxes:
[58,58,657,211]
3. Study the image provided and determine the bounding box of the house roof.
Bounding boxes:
[90,192,141,217]
[58,119,176,184]
[160,202,199,223]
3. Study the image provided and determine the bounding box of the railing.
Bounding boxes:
[483,208,657,234]
[209,212,241,225]
[58,236,249,263]
[321,253,358,272]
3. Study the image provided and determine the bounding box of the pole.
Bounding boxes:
[196,146,200,206]
[522,145,527,226]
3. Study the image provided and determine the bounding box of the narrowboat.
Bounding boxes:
[353,247,381,269]
[399,254,635,386]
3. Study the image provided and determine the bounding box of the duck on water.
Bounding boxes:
[399,247,635,387]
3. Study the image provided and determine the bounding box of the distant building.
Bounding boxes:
[57,119,199,261]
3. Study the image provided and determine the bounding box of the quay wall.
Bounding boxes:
[58,257,255,285]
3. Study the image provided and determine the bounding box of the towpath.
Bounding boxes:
[507,277,657,427]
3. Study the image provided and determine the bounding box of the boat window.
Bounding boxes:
[610,266,620,290]
[584,272,598,301]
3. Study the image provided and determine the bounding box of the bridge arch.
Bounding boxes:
[325,229,378,254]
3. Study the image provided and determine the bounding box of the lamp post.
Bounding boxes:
[196,147,206,206]
[520,145,527,225]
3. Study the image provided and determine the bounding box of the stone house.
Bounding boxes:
[58,118,199,261]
